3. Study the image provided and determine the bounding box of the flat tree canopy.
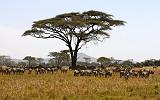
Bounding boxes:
[23,10,125,69]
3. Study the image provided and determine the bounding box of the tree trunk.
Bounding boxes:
[68,44,74,69]
[72,50,78,69]
[68,40,80,69]
[69,48,78,69]
[71,55,77,69]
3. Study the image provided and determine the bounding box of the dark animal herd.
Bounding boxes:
[0,66,67,75]
[74,67,154,79]
[0,65,155,79]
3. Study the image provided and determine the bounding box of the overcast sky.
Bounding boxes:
[0,0,160,61]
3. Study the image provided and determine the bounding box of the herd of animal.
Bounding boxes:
[74,68,112,77]
[119,68,154,79]
[0,65,155,79]
[0,66,68,75]
[74,67,155,79]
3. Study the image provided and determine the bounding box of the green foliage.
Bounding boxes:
[23,56,36,61]
[17,62,27,67]
[48,50,70,66]
[121,60,135,68]
[97,57,111,67]
[36,58,44,65]
[23,56,36,67]
[0,55,16,66]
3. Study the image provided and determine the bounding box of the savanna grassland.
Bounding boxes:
[0,68,160,100]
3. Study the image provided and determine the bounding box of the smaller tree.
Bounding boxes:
[97,57,111,68]
[135,62,143,68]
[48,58,55,67]
[23,56,36,67]
[121,60,135,68]
[0,55,16,66]
[154,60,160,66]
[48,52,62,66]
[18,62,27,67]
[60,50,70,66]
[37,58,44,65]
[49,50,70,66]
[141,60,155,67]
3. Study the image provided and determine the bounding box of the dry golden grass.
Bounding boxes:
[0,71,160,100]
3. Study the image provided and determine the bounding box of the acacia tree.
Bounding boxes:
[48,52,62,66]
[18,62,27,67]
[0,55,16,66]
[97,57,111,67]
[36,58,44,65]
[23,56,36,67]
[60,50,70,66]
[121,60,135,68]
[49,51,67,66]
[23,10,125,69]
[48,50,70,66]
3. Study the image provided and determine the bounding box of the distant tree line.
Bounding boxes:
[96,57,160,68]
[0,53,160,68]
[0,55,16,66]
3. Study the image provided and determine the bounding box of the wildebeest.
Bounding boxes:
[120,70,129,78]
[73,67,113,77]
[74,70,80,76]
[61,66,69,73]
[138,69,154,78]
[104,70,113,77]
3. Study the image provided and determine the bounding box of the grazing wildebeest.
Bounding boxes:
[143,69,154,78]
[98,69,105,77]
[15,68,25,74]
[46,67,58,74]
[74,67,113,77]
[46,68,52,73]
[28,68,32,74]
[51,67,59,73]
[74,70,80,76]
[92,69,99,77]
[0,66,16,75]
[112,67,123,72]
[104,70,113,77]
[129,70,138,77]
[61,66,69,73]
[120,69,130,79]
